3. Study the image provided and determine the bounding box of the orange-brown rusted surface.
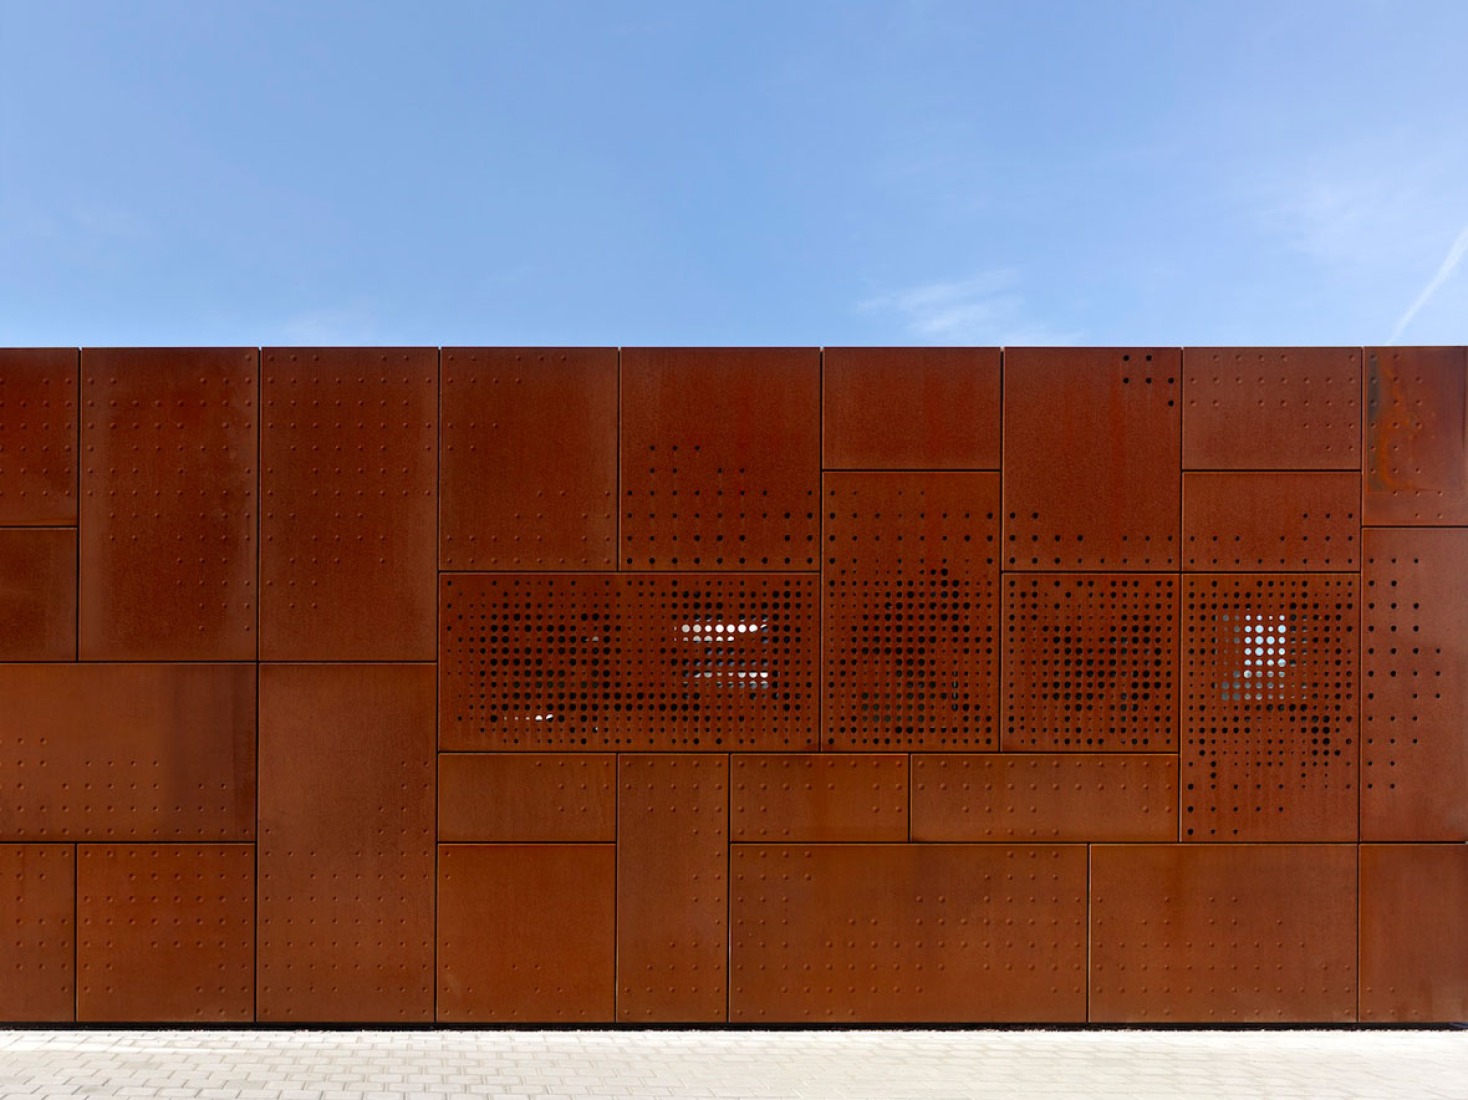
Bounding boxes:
[438,754,616,842]
[730,754,908,842]
[0,528,76,659]
[0,844,74,1022]
[1365,346,1468,525]
[1182,471,1359,571]
[0,348,77,526]
[1359,844,1468,1022]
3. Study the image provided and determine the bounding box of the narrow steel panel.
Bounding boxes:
[1183,472,1359,571]
[77,844,253,1023]
[438,844,615,1023]
[0,844,73,1022]
[731,844,1087,1023]
[1362,529,1468,839]
[0,528,75,659]
[1003,348,1180,570]
[260,348,437,660]
[1090,844,1357,1023]
[438,754,615,842]
[910,754,1177,842]
[822,347,1001,469]
[440,348,617,570]
[617,754,727,1022]
[79,348,257,660]
[1365,346,1468,525]
[730,754,907,842]
[1183,347,1361,469]
[1182,574,1358,841]
[620,348,820,570]
[0,664,256,842]
[258,663,435,1022]
[823,472,999,749]
[1360,844,1468,1022]
[0,348,76,525]
[1002,574,1179,751]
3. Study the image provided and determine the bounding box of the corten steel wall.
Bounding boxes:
[1,344,1466,1025]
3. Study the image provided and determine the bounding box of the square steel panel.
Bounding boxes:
[620,348,820,570]
[823,472,1000,749]
[438,844,615,1023]
[440,348,617,570]
[1182,472,1359,571]
[1004,348,1181,570]
[1360,844,1468,1022]
[1365,346,1468,525]
[438,754,615,842]
[80,348,257,660]
[0,528,75,659]
[730,754,908,842]
[822,347,1001,469]
[0,348,76,525]
[731,844,1087,1023]
[260,348,437,660]
[0,844,73,1022]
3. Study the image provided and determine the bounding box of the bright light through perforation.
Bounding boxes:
[1220,612,1292,702]
[680,619,771,689]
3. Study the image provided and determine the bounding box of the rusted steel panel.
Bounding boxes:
[1004,348,1180,570]
[0,663,256,842]
[1090,844,1357,1023]
[823,472,999,749]
[438,844,615,1023]
[1362,528,1468,839]
[1365,346,1468,525]
[0,528,75,659]
[260,348,437,660]
[1360,844,1468,1022]
[620,348,820,570]
[731,844,1087,1023]
[1182,574,1358,841]
[77,844,254,1023]
[0,348,76,525]
[1002,574,1178,751]
[440,348,617,570]
[1183,472,1359,571]
[822,347,1001,469]
[79,348,257,660]
[617,754,727,1022]
[0,844,74,1022]
[911,754,1177,842]
[438,754,616,842]
[257,663,435,1022]
[730,754,907,842]
[1183,347,1361,470]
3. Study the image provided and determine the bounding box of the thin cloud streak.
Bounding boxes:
[860,272,1080,345]
[1390,221,1468,343]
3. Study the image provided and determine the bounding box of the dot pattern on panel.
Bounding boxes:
[0,351,77,524]
[1365,347,1468,525]
[0,844,73,1022]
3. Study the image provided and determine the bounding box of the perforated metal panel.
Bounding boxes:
[731,844,1087,1023]
[1002,574,1178,751]
[1182,472,1359,571]
[1090,844,1357,1023]
[0,348,76,526]
[440,348,617,570]
[823,471,999,749]
[79,348,257,660]
[438,754,616,842]
[730,754,907,842]
[0,528,75,659]
[1182,575,1358,841]
[1359,844,1468,1022]
[1365,346,1468,525]
[0,844,73,1022]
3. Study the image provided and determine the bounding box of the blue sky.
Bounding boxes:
[2,1,1465,348]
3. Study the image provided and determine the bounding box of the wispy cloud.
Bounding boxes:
[1390,221,1468,343]
[860,271,1080,345]
[273,303,379,345]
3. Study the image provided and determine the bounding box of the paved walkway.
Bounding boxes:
[0,1029,1464,1100]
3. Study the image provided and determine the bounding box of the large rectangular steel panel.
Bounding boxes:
[438,843,615,1022]
[77,844,253,1023]
[1182,575,1358,841]
[731,754,907,842]
[1365,346,1468,525]
[822,347,1001,469]
[1182,472,1359,571]
[1362,528,1468,839]
[731,844,1087,1023]
[620,348,820,570]
[438,754,615,842]
[0,527,75,659]
[1002,574,1178,751]
[617,754,727,1022]
[1182,347,1361,470]
[258,663,435,1022]
[1360,844,1468,1022]
[440,348,617,570]
[0,844,73,1022]
[1003,348,1181,570]
[0,348,77,525]
[1090,844,1357,1023]
[0,663,256,841]
[79,348,257,660]
[911,754,1177,842]
[823,472,999,749]
[260,348,437,660]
